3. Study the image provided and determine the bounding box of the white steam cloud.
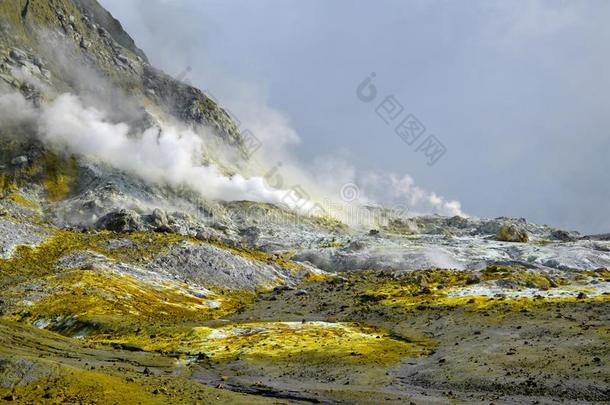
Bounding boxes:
[39,93,296,205]
[0,89,465,222]
[359,172,464,217]
[0,91,297,207]
[213,89,466,221]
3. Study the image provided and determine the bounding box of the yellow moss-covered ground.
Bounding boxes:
[480,264,570,288]
[3,366,287,405]
[6,192,40,210]
[0,146,79,202]
[357,265,605,313]
[578,268,610,281]
[40,152,79,202]
[7,270,252,334]
[0,320,285,405]
[0,227,303,287]
[88,321,434,369]
[191,321,434,364]
[1,256,608,403]
[303,271,336,283]
[0,214,607,403]
[222,267,609,402]
[0,229,189,288]
[0,229,281,341]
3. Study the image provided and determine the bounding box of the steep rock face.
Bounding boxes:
[71,0,147,61]
[143,65,243,148]
[0,0,243,148]
[0,0,249,232]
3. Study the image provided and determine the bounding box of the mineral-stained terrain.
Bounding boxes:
[0,1,608,404]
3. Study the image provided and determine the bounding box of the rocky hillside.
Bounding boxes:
[0,1,608,404]
[0,0,241,144]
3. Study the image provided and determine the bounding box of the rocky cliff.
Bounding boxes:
[0,0,241,145]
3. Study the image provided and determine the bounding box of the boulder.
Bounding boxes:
[9,48,27,62]
[149,208,168,228]
[10,156,28,166]
[447,215,469,229]
[239,226,260,245]
[346,240,366,251]
[496,223,529,243]
[95,209,143,232]
[466,272,481,285]
[550,229,576,242]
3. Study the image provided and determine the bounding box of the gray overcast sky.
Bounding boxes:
[99,0,610,233]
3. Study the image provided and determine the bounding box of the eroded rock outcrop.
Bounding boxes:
[496,223,529,243]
